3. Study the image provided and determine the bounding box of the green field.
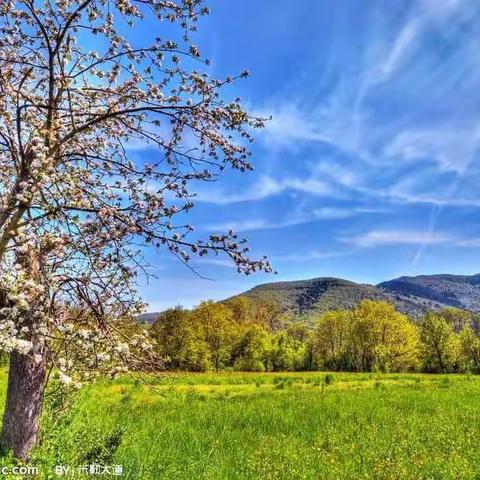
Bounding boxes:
[3,372,480,479]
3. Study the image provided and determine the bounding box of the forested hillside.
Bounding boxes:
[379,274,480,311]
[141,273,480,324]
[239,276,450,320]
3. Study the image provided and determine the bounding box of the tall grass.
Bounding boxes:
[1,372,480,478]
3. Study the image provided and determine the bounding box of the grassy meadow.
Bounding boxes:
[2,372,480,479]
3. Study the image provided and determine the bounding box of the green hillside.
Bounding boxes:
[240,276,448,320]
[142,273,480,323]
[379,274,480,311]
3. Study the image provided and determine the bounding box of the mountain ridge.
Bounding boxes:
[240,275,450,320]
[139,273,480,323]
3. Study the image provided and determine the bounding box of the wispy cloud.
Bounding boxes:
[384,188,480,208]
[273,249,355,262]
[194,257,235,268]
[195,177,283,204]
[383,125,480,173]
[207,207,358,232]
[207,218,278,232]
[255,102,330,149]
[253,98,370,161]
[454,239,480,248]
[373,0,467,84]
[311,207,357,219]
[342,230,453,248]
[195,175,335,205]
[377,20,419,83]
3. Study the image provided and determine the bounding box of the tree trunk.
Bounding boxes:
[1,345,47,459]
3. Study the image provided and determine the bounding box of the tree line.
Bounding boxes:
[149,298,480,374]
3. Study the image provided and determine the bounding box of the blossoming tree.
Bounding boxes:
[0,0,271,458]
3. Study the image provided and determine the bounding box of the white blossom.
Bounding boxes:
[58,371,72,385]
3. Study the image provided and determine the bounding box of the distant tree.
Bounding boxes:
[285,322,312,369]
[150,307,186,365]
[223,296,252,325]
[193,301,234,371]
[286,322,310,343]
[459,327,480,373]
[420,312,458,373]
[436,308,471,333]
[0,0,272,457]
[312,310,352,371]
[151,307,210,371]
[350,300,419,373]
[249,298,285,331]
[469,313,480,335]
[312,301,419,372]
[151,307,183,368]
[268,330,307,371]
[232,325,270,372]
[153,300,480,376]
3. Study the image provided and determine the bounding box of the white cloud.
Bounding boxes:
[195,257,235,268]
[374,0,466,84]
[384,125,480,173]
[314,161,359,188]
[273,249,355,262]
[207,207,357,232]
[208,218,276,232]
[455,239,480,248]
[255,102,373,168]
[195,176,283,204]
[195,174,335,205]
[378,21,420,83]
[254,103,331,149]
[390,191,480,208]
[420,0,465,19]
[342,229,452,248]
[311,207,356,219]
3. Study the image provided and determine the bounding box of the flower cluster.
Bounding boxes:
[0,0,272,385]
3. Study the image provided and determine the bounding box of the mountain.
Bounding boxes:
[138,312,161,324]
[378,274,480,312]
[242,277,381,312]
[240,276,448,320]
[140,273,480,324]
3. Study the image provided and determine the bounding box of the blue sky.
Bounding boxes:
[138,0,480,311]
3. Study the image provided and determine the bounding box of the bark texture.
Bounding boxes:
[0,347,46,459]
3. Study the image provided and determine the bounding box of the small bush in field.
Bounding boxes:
[324,374,334,386]
[80,427,124,465]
